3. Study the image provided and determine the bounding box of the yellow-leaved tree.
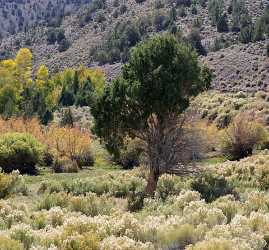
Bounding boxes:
[15,48,33,88]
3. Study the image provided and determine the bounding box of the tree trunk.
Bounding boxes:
[145,167,159,196]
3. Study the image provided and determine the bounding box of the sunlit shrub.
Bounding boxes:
[220,114,268,160]
[100,236,154,250]
[69,193,115,216]
[0,236,23,250]
[46,125,91,161]
[191,171,235,202]
[0,133,44,175]
[10,224,35,250]
[156,174,181,200]
[62,232,100,250]
[0,170,22,198]
[37,192,69,210]
[52,158,79,173]
[186,238,235,250]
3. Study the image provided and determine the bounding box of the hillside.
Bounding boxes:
[1,0,269,90]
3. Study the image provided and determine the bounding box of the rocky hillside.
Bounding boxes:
[0,0,92,38]
[1,0,269,91]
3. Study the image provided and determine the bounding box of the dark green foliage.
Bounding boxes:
[253,18,265,42]
[59,86,75,106]
[231,0,247,32]
[135,0,146,3]
[217,14,229,32]
[0,50,12,60]
[117,139,144,169]
[191,5,198,15]
[60,108,74,127]
[58,38,70,52]
[208,0,224,26]
[93,21,142,64]
[20,86,54,125]
[191,172,235,202]
[92,33,210,168]
[59,73,95,108]
[0,133,44,175]
[72,150,95,168]
[75,79,96,106]
[47,28,66,45]
[175,0,192,7]
[187,28,207,55]
[239,25,253,44]
[127,190,145,212]
[79,0,106,27]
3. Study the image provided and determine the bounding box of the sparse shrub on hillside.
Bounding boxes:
[58,38,71,52]
[135,0,146,3]
[187,28,207,55]
[220,114,267,160]
[191,172,235,202]
[47,28,66,45]
[208,0,224,26]
[217,14,229,32]
[239,25,253,44]
[0,133,44,175]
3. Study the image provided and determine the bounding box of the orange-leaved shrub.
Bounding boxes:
[0,118,93,169]
[220,113,268,160]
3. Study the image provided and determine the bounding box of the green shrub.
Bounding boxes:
[69,193,115,216]
[127,191,145,212]
[117,138,143,169]
[52,158,79,173]
[0,133,44,175]
[62,232,100,250]
[58,38,71,52]
[37,192,69,210]
[217,14,229,32]
[0,170,27,198]
[191,172,235,202]
[156,174,181,200]
[10,225,34,250]
[0,236,23,250]
[72,150,94,168]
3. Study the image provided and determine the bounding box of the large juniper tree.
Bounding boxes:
[92,34,211,195]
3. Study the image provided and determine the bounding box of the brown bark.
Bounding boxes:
[145,167,159,196]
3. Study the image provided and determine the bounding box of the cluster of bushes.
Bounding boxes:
[0,49,105,124]
[38,170,146,197]
[0,118,94,175]
[92,11,178,64]
[3,186,269,249]
[79,0,107,27]
[208,0,269,44]
[47,28,70,52]
[0,170,27,199]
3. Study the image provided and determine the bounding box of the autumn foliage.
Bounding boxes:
[0,117,92,163]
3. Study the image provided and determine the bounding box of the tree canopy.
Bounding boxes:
[92,33,211,194]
